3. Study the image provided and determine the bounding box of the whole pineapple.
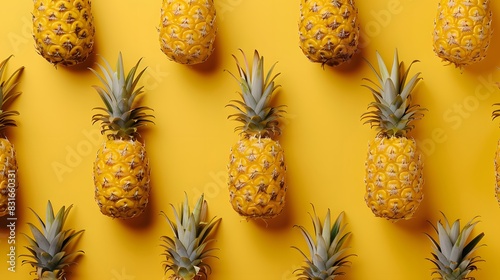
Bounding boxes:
[298,0,360,67]
[361,50,425,221]
[159,0,217,64]
[21,201,84,280]
[226,49,287,219]
[293,207,354,279]
[433,0,492,68]
[426,213,484,280]
[32,0,95,67]
[90,52,154,219]
[0,56,23,217]
[161,193,221,280]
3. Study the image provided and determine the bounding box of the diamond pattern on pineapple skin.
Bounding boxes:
[0,139,16,216]
[433,0,491,67]
[228,135,286,219]
[159,0,216,64]
[32,0,95,66]
[299,0,359,66]
[94,140,150,219]
[364,137,423,221]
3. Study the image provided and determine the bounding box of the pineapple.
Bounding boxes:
[159,0,217,65]
[32,0,95,66]
[90,52,154,219]
[226,49,287,219]
[161,193,221,280]
[293,207,354,279]
[492,99,500,204]
[494,145,500,204]
[432,0,492,68]
[0,56,23,217]
[361,50,425,221]
[426,213,484,280]
[298,0,360,67]
[21,201,84,280]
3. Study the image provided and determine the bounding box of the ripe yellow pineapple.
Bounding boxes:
[32,0,95,66]
[227,50,287,219]
[0,56,23,217]
[159,0,217,64]
[433,0,492,68]
[298,0,360,67]
[90,52,154,219]
[361,50,425,221]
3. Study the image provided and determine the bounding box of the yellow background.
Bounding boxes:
[1,0,500,279]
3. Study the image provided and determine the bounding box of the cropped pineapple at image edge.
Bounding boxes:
[432,0,492,69]
[32,0,95,67]
[292,206,354,280]
[361,50,425,221]
[90,52,154,219]
[20,201,84,280]
[161,193,221,280]
[426,213,484,280]
[159,0,217,65]
[226,49,287,220]
[298,0,360,67]
[0,56,23,217]
[491,93,500,204]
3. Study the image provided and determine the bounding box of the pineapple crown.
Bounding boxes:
[293,206,354,280]
[0,55,23,134]
[21,201,84,280]
[361,50,425,137]
[90,52,154,140]
[426,213,485,280]
[226,49,286,139]
[161,193,221,280]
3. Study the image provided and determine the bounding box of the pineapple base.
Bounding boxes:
[298,0,359,67]
[158,0,217,65]
[0,138,17,217]
[32,0,95,66]
[432,0,492,68]
[364,136,424,221]
[227,135,287,219]
[93,139,150,219]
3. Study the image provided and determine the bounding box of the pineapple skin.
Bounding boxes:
[159,0,217,65]
[93,139,150,219]
[298,0,359,67]
[433,0,492,68]
[38,270,62,280]
[0,139,17,217]
[228,135,287,219]
[32,0,95,66]
[494,139,500,204]
[364,136,423,221]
